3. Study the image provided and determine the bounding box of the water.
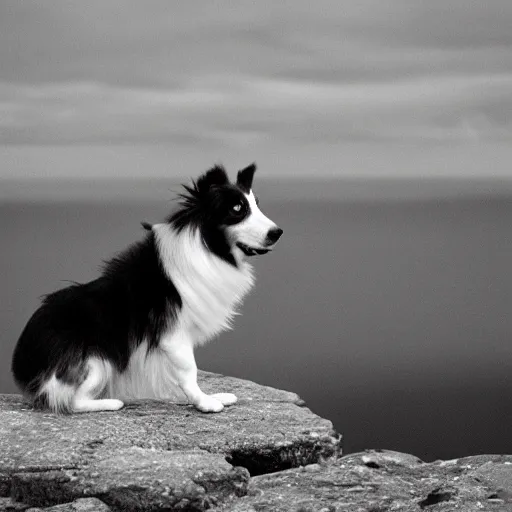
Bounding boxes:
[1,179,511,461]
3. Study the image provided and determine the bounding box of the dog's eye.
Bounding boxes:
[232,203,242,213]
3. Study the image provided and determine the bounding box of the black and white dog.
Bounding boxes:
[11,164,282,414]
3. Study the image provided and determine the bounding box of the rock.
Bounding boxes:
[25,498,111,511]
[469,460,512,503]
[2,372,511,511]
[213,450,512,511]
[0,496,31,510]
[0,372,340,511]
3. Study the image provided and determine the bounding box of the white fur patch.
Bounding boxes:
[76,358,114,399]
[39,357,116,413]
[155,224,254,343]
[109,341,185,400]
[39,373,76,413]
[110,224,255,400]
[226,191,278,250]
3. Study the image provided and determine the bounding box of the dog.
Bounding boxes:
[11,163,282,413]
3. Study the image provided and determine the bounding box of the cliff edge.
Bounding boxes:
[0,371,339,511]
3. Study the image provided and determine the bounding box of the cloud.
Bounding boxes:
[1,73,511,145]
[0,1,511,177]
[1,1,511,86]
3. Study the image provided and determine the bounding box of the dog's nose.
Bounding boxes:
[266,227,283,245]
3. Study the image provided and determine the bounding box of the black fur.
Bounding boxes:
[11,232,181,400]
[236,163,257,193]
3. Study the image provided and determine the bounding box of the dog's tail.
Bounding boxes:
[33,374,76,414]
[30,358,113,414]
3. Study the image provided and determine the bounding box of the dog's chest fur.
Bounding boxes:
[111,225,254,400]
[155,224,255,343]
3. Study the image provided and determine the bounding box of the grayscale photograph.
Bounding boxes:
[1,2,511,510]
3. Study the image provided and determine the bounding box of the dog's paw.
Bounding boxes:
[209,393,237,406]
[195,395,224,413]
[102,399,124,411]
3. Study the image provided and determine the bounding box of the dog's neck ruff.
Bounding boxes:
[154,224,254,344]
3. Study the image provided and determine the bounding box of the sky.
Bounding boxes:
[1,1,512,179]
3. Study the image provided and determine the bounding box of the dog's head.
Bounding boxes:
[168,163,282,264]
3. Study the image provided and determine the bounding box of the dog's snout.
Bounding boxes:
[266,227,283,245]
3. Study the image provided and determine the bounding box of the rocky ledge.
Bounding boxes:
[1,373,511,512]
[0,372,339,511]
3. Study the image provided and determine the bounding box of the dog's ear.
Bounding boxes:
[236,163,257,193]
[196,165,229,193]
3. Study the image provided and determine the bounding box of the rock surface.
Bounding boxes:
[214,451,512,511]
[2,373,511,511]
[0,372,340,511]
[25,498,112,512]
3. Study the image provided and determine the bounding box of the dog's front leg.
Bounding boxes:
[164,333,236,412]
